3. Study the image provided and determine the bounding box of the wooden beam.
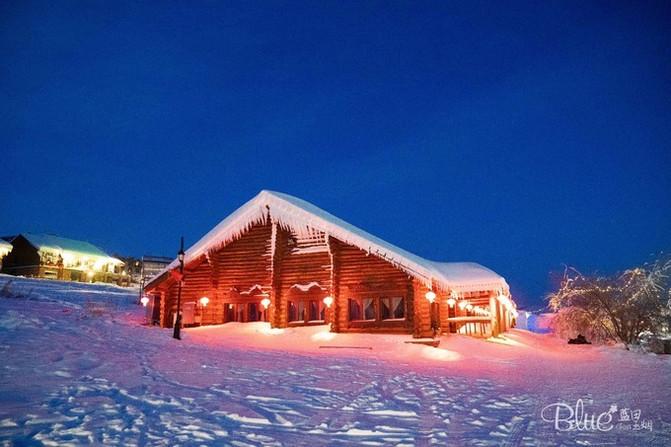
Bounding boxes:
[269,222,288,328]
[327,234,340,332]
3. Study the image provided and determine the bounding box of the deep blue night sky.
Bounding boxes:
[2,1,670,307]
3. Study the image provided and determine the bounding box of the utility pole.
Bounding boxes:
[173,237,185,340]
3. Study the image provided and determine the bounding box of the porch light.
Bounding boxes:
[458,300,469,310]
[446,298,456,307]
[425,290,436,303]
[466,304,473,311]
[261,297,271,309]
[87,270,94,280]
[140,296,149,307]
[199,296,209,307]
[323,296,334,308]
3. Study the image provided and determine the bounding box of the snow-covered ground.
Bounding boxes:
[0,275,669,446]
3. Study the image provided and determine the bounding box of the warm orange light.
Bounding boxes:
[199,296,210,307]
[323,296,334,308]
[425,291,436,303]
[260,297,271,309]
[446,298,456,307]
[140,296,149,307]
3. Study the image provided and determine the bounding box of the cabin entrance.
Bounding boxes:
[285,283,329,326]
[223,301,269,323]
[287,298,326,325]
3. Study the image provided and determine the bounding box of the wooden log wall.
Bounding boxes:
[270,224,290,327]
[411,280,433,338]
[278,230,331,324]
[160,259,214,326]
[209,222,273,319]
[331,239,413,334]
[327,235,341,331]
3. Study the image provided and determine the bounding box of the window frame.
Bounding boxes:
[287,298,326,325]
[379,296,406,321]
[347,295,407,327]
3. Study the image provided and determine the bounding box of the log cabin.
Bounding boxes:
[1,233,125,284]
[144,191,517,338]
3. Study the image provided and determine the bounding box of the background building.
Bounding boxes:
[1,233,125,284]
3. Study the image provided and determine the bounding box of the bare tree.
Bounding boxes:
[548,256,671,347]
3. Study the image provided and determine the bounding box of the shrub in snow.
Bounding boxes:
[638,331,671,354]
[547,255,671,349]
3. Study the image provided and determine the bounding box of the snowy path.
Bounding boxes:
[0,276,670,446]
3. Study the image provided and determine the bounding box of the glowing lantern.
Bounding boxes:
[425,290,436,303]
[260,297,271,309]
[446,298,456,307]
[140,296,149,307]
[323,296,334,308]
[87,270,94,280]
[466,304,473,311]
[199,296,210,307]
[458,300,468,310]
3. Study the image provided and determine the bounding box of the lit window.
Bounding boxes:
[363,298,375,320]
[308,300,320,321]
[380,297,405,320]
[348,299,362,321]
[288,301,299,322]
[289,299,324,323]
[349,298,375,321]
[248,303,260,322]
[297,301,306,321]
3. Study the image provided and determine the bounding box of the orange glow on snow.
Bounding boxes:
[486,335,526,347]
[311,330,336,342]
[421,346,461,362]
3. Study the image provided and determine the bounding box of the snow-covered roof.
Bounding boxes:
[151,190,509,293]
[429,262,507,293]
[20,233,122,263]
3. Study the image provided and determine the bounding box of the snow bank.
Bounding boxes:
[1,276,669,446]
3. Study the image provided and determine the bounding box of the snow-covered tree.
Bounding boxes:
[548,256,671,347]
